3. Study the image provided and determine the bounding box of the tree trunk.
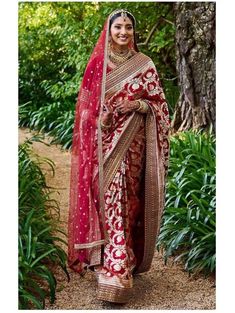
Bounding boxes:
[171,2,215,132]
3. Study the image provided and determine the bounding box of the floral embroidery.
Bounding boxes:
[120,64,170,173]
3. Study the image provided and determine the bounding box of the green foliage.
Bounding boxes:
[18,2,105,109]
[19,102,74,149]
[163,79,180,116]
[19,137,69,309]
[48,111,74,149]
[157,130,216,275]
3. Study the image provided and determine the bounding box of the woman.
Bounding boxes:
[68,9,170,303]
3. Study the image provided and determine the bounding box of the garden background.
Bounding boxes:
[7,0,222,310]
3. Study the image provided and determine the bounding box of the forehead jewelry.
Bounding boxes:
[121,10,127,21]
[110,9,136,26]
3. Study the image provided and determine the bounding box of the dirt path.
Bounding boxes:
[19,128,216,310]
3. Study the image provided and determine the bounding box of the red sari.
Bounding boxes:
[68,16,170,303]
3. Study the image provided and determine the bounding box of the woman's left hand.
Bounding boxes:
[115,100,139,114]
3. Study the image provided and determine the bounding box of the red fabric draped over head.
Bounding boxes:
[68,13,139,272]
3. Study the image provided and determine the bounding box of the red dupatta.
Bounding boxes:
[68,18,109,272]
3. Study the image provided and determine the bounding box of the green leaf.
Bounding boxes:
[30,248,57,267]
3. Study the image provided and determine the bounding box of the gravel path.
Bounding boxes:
[19,128,216,310]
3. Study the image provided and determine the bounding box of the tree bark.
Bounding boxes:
[171,2,215,132]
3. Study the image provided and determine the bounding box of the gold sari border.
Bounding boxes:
[106,53,151,92]
[74,239,106,249]
[97,274,133,303]
[103,113,144,192]
[135,106,165,274]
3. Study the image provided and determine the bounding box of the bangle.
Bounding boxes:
[135,100,142,111]
[100,120,112,129]
[136,100,149,113]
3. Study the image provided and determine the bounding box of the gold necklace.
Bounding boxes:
[109,48,133,66]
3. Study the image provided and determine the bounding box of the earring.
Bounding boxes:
[129,38,134,49]
[108,38,114,51]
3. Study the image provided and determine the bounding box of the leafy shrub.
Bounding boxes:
[19,103,74,149]
[157,130,216,275]
[18,138,69,309]
[48,111,74,149]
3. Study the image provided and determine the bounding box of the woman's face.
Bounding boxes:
[110,16,134,49]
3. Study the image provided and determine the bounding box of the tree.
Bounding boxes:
[171,2,215,132]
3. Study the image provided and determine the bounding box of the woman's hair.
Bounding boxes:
[109,10,136,30]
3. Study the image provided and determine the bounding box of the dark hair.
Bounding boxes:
[109,12,136,30]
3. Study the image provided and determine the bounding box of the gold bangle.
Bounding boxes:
[100,120,112,129]
[136,100,149,113]
[137,101,144,112]
[135,100,142,111]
